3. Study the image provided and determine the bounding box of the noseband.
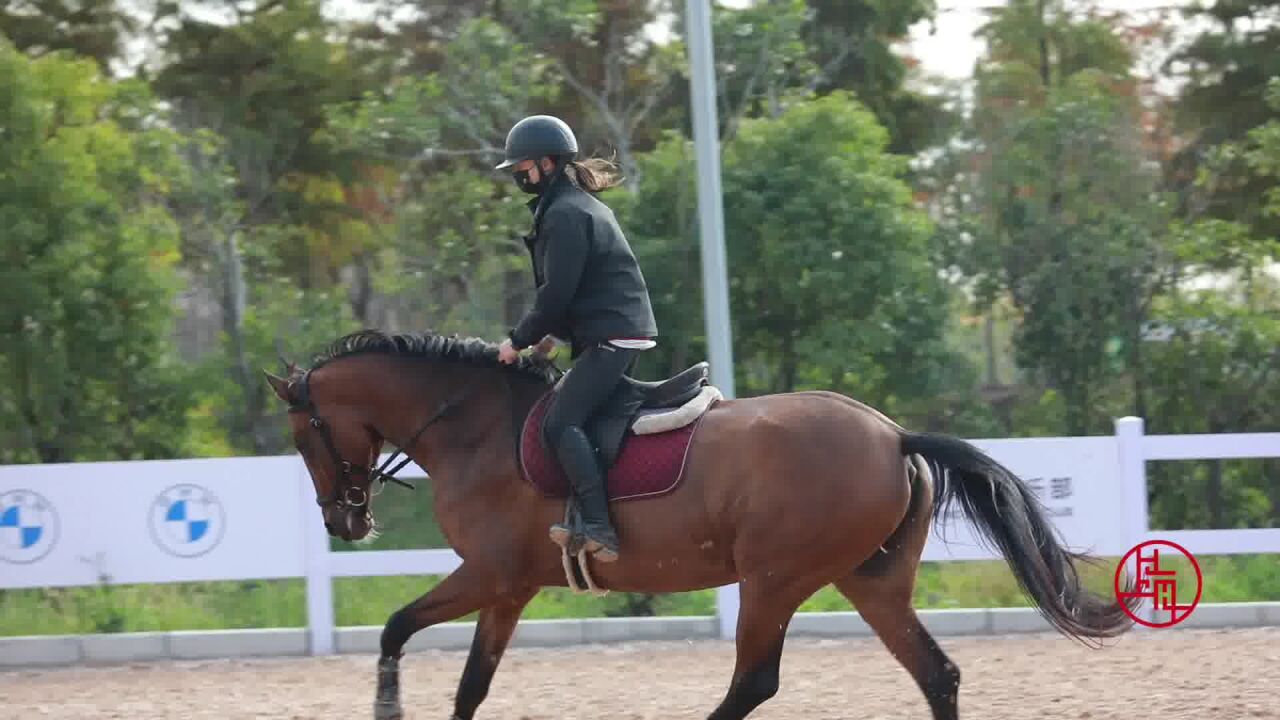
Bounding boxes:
[287,369,470,512]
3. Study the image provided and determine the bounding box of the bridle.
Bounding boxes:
[287,368,472,512]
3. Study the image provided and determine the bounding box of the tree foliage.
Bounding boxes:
[622,93,951,413]
[1165,0,1280,240]
[0,40,190,462]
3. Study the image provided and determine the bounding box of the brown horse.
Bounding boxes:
[265,329,1134,720]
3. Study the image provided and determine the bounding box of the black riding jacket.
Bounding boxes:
[508,172,658,356]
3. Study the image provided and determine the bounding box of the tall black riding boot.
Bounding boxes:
[552,425,619,562]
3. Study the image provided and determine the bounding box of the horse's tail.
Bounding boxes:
[900,431,1136,646]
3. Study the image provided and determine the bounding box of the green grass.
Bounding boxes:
[3,554,1276,637]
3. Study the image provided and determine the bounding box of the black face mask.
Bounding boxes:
[513,168,545,194]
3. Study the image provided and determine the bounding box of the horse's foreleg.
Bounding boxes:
[374,561,500,720]
[451,588,537,720]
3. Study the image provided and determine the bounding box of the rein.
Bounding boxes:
[288,368,472,511]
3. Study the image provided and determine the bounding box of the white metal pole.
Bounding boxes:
[685,0,740,641]
[685,0,735,400]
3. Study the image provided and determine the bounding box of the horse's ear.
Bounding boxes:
[264,370,292,403]
[275,340,299,376]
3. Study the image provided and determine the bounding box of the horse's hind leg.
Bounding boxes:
[838,576,960,720]
[836,455,960,720]
[707,575,825,720]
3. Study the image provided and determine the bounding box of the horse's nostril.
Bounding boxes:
[324,522,335,534]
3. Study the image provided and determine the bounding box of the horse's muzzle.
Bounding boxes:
[323,507,372,541]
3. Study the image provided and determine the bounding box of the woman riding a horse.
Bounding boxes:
[494,114,659,563]
[265,114,1136,720]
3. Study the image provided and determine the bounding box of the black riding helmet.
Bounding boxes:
[495,115,579,170]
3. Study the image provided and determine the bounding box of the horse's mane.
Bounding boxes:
[306,328,557,385]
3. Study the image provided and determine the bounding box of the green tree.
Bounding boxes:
[1143,219,1280,529]
[497,0,678,186]
[710,0,815,136]
[370,164,535,336]
[150,0,386,452]
[931,1,1167,435]
[0,41,190,463]
[0,0,137,71]
[1240,77,1280,222]
[323,16,558,332]
[803,0,948,154]
[1165,0,1280,241]
[622,92,951,410]
[152,0,375,289]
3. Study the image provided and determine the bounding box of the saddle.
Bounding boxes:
[524,361,722,596]
[543,361,719,468]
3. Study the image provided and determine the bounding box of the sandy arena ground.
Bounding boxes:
[2,627,1275,719]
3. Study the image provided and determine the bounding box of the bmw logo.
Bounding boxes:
[149,484,226,558]
[0,489,60,564]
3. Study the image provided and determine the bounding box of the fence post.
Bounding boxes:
[1114,416,1153,627]
[300,462,335,655]
[716,583,739,640]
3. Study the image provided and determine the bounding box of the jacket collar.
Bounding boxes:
[526,165,573,225]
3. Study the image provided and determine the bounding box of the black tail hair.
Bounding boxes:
[901,431,1137,646]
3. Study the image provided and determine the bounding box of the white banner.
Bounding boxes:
[922,436,1128,561]
[0,456,309,589]
[1,436,1133,589]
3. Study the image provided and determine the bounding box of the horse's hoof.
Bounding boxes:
[373,700,402,720]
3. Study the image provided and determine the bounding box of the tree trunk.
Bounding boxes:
[1128,302,1148,421]
[348,253,375,326]
[615,132,639,192]
[1205,417,1226,528]
[775,332,798,393]
[218,229,265,454]
[1267,459,1280,526]
[15,344,70,463]
[1063,377,1089,436]
[984,312,998,384]
[1037,0,1051,88]
[502,262,528,329]
[1206,459,1224,529]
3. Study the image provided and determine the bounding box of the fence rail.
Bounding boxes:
[2,416,1277,655]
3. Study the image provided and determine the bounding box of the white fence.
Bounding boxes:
[1,416,1277,654]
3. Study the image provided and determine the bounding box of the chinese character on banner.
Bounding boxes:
[1051,476,1073,500]
[1025,477,1045,499]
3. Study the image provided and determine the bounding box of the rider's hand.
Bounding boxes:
[498,338,520,364]
[532,335,557,358]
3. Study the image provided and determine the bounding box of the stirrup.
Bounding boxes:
[552,504,611,597]
[550,522,618,562]
[582,535,619,563]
